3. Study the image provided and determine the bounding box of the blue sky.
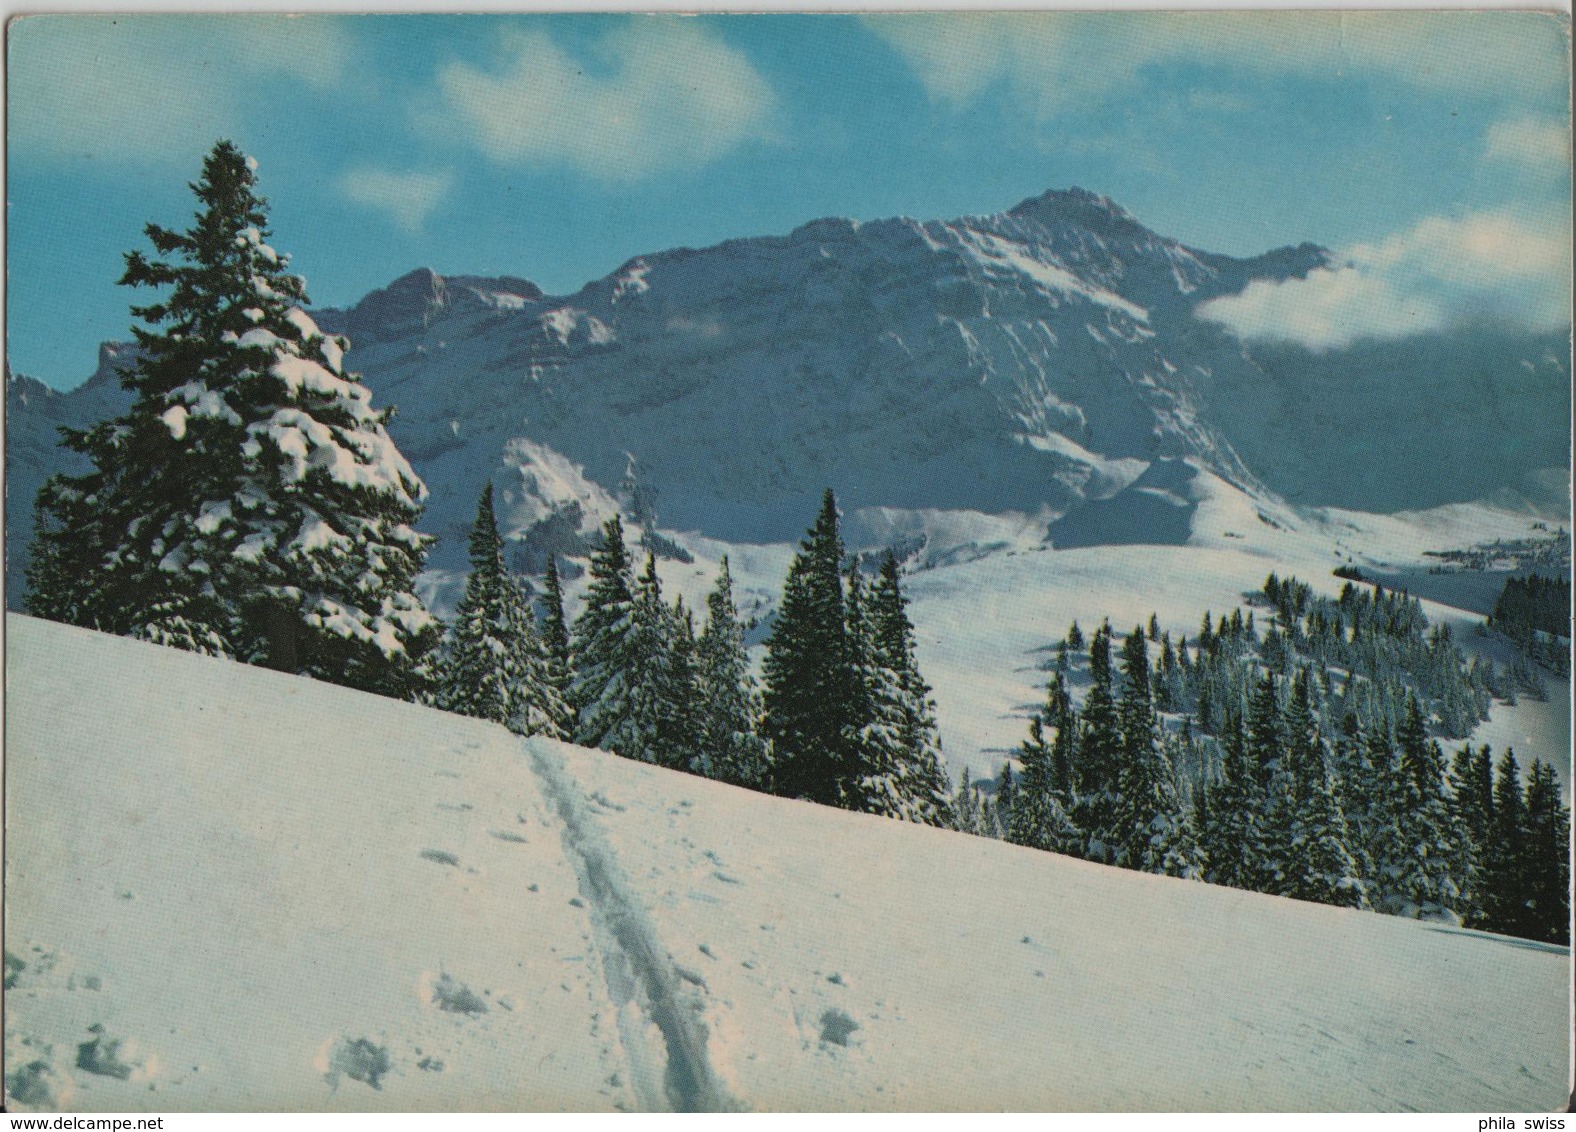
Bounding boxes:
[7,10,1571,389]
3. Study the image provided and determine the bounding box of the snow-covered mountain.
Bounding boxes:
[6,613,1569,1112]
[9,188,1330,586]
[8,185,1566,589]
[307,188,1330,567]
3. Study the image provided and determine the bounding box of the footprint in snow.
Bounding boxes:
[76,1026,153,1082]
[5,1036,74,1109]
[322,1037,391,1091]
[674,965,708,991]
[818,1009,860,1047]
[428,973,488,1016]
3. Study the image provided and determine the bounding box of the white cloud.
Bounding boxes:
[434,19,774,180]
[863,14,1132,115]
[1198,210,1572,349]
[8,14,351,165]
[1486,117,1572,175]
[1197,267,1446,350]
[866,11,1569,112]
[339,168,455,235]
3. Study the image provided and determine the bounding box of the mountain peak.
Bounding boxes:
[342,268,544,343]
[1006,186,1142,229]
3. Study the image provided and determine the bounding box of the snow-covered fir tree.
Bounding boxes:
[1200,711,1261,889]
[572,541,698,768]
[1010,673,1082,854]
[27,140,437,697]
[1521,760,1571,945]
[1076,623,1123,864]
[695,556,771,788]
[570,517,639,753]
[437,485,567,738]
[949,767,988,836]
[1480,749,1530,936]
[992,761,1018,840]
[1331,714,1377,889]
[1112,628,1199,877]
[648,582,702,771]
[1358,721,1408,904]
[538,556,578,739]
[1448,743,1495,926]
[762,490,863,808]
[854,554,952,826]
[1384,696,1461,920]
[1280,672,1367,908]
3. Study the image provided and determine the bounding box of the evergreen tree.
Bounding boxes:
[1008,700,1084,851]
[1482,749,1530,937]
[28,140,437,696]
[994,761,1018,840]
[1201,710,1260,889]
[1112,628,1198,876]
[1360,722,1408,908]
[1332,714,1377,885]
[1281,673,1366,908]
[695,556,771,788]
[438,485,567,738]
[1076,622,1123,863]
[654,592,703,771]
[571,516,639,753]
[950,767,986,835]
[1521,760,1571,945]
[539,555,577,738]
[1385,696,1461,920]
[622,552,691,768]
[1449,744,1495,926]
[1246,671,1283,788]
[856,553,952,826]
[762,490,862,808]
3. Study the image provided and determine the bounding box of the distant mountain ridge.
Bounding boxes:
[7,186,1566,599]
[303,184,1329,567]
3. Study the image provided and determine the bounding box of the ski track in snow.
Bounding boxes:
[523,739,739,1113]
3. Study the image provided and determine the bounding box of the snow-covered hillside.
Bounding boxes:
[892,477,1573,784]
[6,614,1569,1112]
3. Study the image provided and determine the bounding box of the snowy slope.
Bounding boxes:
[5,614,1570,1112]
[899,478,1572,784]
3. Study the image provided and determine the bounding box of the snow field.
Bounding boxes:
[5,616,631,1112]
[558,741,1570,1111]
[6,613,1569,1112]
[896,485,1570,785]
